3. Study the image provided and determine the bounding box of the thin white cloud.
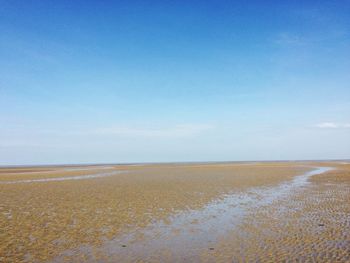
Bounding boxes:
[0,141,44,147]
[92,124,213,138]
[316,122,339,128]
[315,122,350,129]
[1,124,213,139]
[0,124,214,150]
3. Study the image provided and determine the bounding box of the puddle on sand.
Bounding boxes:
[55,167,332,262]
[62,166,115,172]
[0,171,125,184]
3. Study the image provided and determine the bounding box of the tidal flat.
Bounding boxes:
[0,161,349,262]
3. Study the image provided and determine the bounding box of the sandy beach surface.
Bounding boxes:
[0,161,349,262]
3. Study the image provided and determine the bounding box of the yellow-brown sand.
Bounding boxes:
[0,162,310,262]
[201,163,350,262]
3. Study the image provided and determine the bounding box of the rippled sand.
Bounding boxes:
[0,162,349,262]
[202,163,350,262]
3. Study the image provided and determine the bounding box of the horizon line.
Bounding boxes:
[1,158,349,168]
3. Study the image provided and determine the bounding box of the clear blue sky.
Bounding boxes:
[1,0,349,165]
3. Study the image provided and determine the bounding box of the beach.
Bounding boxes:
[1,161,349,262]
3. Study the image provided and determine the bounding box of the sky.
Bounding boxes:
[0,0,350,165]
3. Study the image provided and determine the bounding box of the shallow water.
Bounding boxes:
[62,166,115,172]
[0,170,124,184]
[61,167,332,261]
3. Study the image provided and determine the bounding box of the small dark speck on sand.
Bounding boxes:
[122,245,127,247]
[318,223,324,226]
[209,247,214,250]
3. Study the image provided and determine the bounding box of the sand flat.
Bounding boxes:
[201,163,350,262]
[0,162,349,262]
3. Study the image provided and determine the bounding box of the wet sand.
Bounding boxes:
[201,163,350,262]
[0,161,349,262]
